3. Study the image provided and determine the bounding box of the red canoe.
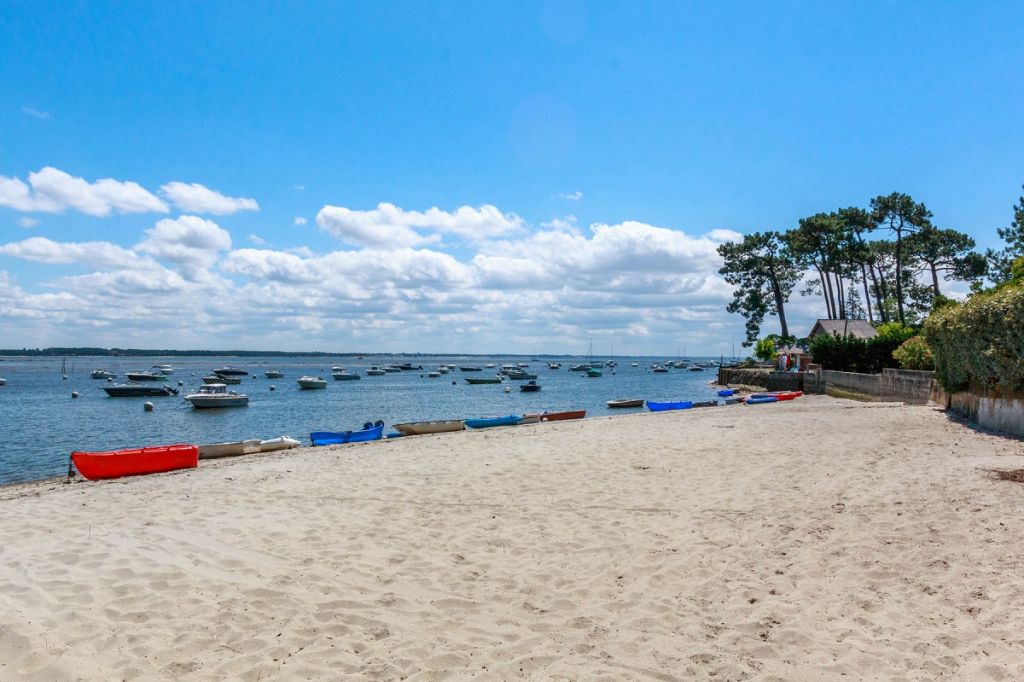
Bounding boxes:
[71,444,199,481]
[526,409,587,422]
[753,391,802,401]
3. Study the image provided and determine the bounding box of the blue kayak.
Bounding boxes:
[465,415,522,429]
[717,389,735,397]
[745,395,778,405]
[311,420,385,446]
[646,400,693,412]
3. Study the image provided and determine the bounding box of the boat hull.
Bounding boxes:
[104,385,177,397]
[198,439,262,459]
[187,396,249,408]
[332,373,361,380]
[213,368,248,376]
[607,399,644,408]
[72,444,198,481]
[746,395,779,404]
[465,378,502,385]
[647,400,693,411]
[525,409,586,422]
[393,420,466,436]
[259,436,301,452]
[465,415,522,429]
[310,421,384,446]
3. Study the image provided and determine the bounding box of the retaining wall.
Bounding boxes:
[816,368,935,404]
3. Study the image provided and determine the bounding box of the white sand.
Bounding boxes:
[2,396,1024,680]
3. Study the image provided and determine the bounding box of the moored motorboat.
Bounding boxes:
[310,420,385,446]
[524,409,586,422]
[520,380,541,392]
[647,400,693,412]
[607,398,644,408]
[297,376,327,389]
[153,364,174,375]
[332,371,361,380]
[465,415,522,429]
[198,439,262,459]
[548,362,561,369]
[465,376,502,385]
[265,370,284,378]
[366,365,386,376]
[185,384,249,408]
[212,367,248,376]
[125,371,167,382]
[382,365,403,373]
[586,368,602,377]
[459,366,483,372]
[71,444,198,481]
[651,364,669,373]
[104,384,178,397]
[259,436,301,452]
[392,420,466,436]
[90,370,117,380]
[427,371,441,378]
[0,377,5,386]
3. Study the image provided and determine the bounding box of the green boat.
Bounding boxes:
[586,368,603,377]
[465,377,502,385]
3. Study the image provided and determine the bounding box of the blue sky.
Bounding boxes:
[1,2,1022,353]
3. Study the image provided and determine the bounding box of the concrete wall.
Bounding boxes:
[946,391,1024,437]
[817,368,935,404]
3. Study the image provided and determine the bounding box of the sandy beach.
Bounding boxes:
[2,396,1024,680]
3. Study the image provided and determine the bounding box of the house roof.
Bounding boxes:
[809,319,878,339]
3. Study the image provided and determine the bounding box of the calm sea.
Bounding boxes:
[0,355,727,485]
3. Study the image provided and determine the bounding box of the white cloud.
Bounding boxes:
[560,190,583,201]
[159,181,259,215]
[136,215,232,278]
[21,107,51,119]
[17,217,39,229]
[293,216,307,226]
[293,185,306,191]
[0,167,168,216]
[315,202,524,247]
[247,233,266,245]
[0,237,149,269]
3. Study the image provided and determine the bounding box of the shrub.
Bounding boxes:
[809,322,918,373]
[892,335,934,370]
[924,283,1024,395]
[753,337,777,362]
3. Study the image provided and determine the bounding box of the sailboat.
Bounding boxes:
[61,357,68,380]
[570,339,594,372]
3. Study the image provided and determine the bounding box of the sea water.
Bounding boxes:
[0,355,727,485]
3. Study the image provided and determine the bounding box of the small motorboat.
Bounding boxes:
[125,371,167,382]
[198,439,262,459]
[465,376,502,385]
[203,373,241,385]
[153,364,174,375]
[397,363,422,371]
[647,400,693,412]
[746,395,779,405]
[366,366,386,376]
[631,362,639,367]
[524,409,586,422]
[382,365,403,373]
[585,368,602,378]
[568,363,588,372]
[548,362,561,369]
[259,436,301,452]
[465,415,522,429]
[104,384,178,397]
[651,365,669,373]
[506,371,538,380]
[185,384,249,408]
[607,398,644,408]
[688,365,704,371]
[212,367,248,376]
[90,370,117,380]
[485,363,496,368]
[71,444,198,481]
[0,377,5,386]
[310,420,385,446]
[459,366,483,372]
[393,420,466,436]
[265,370,284,378]
[520,380,541,392]
[427,371,442,378]
[332,371,361,381]
[297,376,327,389]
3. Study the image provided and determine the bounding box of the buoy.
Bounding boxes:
[106,377,113,382]
[143,402,154,412]
[451,381,456,385]
[504,386,511,393]
[62,375,68,380]
[71,391,79,399]
[270,385,276,391]
[177,380,184,386]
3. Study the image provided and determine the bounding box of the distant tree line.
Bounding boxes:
[717,187,1023,345]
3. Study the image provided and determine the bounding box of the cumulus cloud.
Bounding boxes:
[135,215,232,278]
[316,202,524,247]
[0,237,149,269]
[247,233,266,245]
[560,190,583,201]
[0,167,168,216]
[17,217,38,229]
[159,181,259,215]
[293,216,307,226]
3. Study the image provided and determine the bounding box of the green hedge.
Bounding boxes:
[923,285,1024,394]
[809,322,915,373]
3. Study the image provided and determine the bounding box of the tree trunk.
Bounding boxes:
[894,225,906,325]
[869,262,887,322]
[836,273,846,319]
[770,276,790,341]
[930,263,940,298]
[823,267,837,319]
[860,263,874,323]
[814,264,833,318]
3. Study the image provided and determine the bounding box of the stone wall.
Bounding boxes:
[816,368,935,404]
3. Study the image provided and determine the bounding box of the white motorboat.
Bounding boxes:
[331,365,346,372]
[265,370,284,378]
[366,365,386,376]
[297,376,327,389]
[185,384,249,408]
[152,364,174,375]
[259,436,301,452]
[0,377,6,386]
[125,371,167,382]
[427,371,441,378]
[90,370,117,379]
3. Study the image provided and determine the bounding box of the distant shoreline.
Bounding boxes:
[0,348,730,359]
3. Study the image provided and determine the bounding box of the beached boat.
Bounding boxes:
[607,398,644,408]
[265,370,284,378]
[297,376,327,389]
[392,419,466,436]
[212,367,248,376]
[459,366,483,372]
[366,365,386,376]
[717,388,735,397]
[90,370,117,379]
[103,384,178,397]
[185,383,249,408]
[519,415,541,424]
[524,409,586,422]
[520,380,541,392]
[258,436,301,452]
[465,415,522,429]
[71,444,198,481]
[746,395,778,404]
[332,371,361,381]
[647,400,693,412]
[752,391,801,401]
[692,400,718,408]
[723,396,745,405]
[465,376,502,385]
[198,439,262,459]
[125,371,166,382]
[310,420,385,446]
